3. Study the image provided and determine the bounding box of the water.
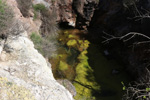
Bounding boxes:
[51,28,131,100]
[87,44,131,100]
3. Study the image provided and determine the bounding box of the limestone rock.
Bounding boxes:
[0,22,74,100]
[57,79,76,97]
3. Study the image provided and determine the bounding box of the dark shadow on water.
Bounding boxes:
[94,89,117,97]
[87,44,131,100]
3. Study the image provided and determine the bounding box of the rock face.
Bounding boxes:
[33,0,76,27]
[8,0,42,35]
[89,0,126,39]
[33,0,99,28]
[0,21,74,100]
[73,0,99,30]
[88,0,150,39]
[88,0,150,77]
[0,0,74,99]
[57,79,76,97]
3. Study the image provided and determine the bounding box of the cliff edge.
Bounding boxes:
[0,0,74,100]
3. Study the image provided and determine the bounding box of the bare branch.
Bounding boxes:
[123,69,150,100]
[102,32,150,44]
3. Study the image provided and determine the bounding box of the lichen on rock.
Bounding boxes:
[0,77,35,100]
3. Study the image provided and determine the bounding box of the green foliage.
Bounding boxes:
[30,32,58,58]
[143,96,146,99]
[30,32,44,54]
[123,86,126,91]
[33,10,38,20]
[0,0,5,13]
[0,0,13,36]
[30,32,42,44]
[146,88,150,92]
[33,4,46,12]
[121,81,126,90]
[32,4,46,20]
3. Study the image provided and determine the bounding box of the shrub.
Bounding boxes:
[30,32,58,58]
[0,0,13,37]
[16,0,32,17]
[33,4,46,12]
[30,32,43,53]
[40,8,58,36]
[33,11,38,20]
[41,35,58,57]
[30,32,42,44]
[33,4,46,20]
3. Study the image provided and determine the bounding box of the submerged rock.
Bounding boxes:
[112,69,119,74]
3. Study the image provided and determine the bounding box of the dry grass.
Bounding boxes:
[58,0,70,5]
[16,0,32,17]
[40,8,58,36]
[0,0,13,38]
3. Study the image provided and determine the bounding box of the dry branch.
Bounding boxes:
[102,32,150,45]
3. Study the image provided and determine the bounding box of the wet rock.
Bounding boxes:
[112,69,119,74]
[104,50,109,56]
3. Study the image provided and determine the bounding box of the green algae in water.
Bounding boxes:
[58,61,69,71]
[54,30,100,99]
[50,29,131,100]
[67,39,77,47]
[74,51,100,100]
